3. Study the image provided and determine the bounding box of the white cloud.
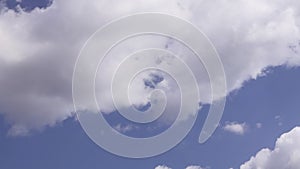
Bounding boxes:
[154,165,206,169]
[186,165,205,169]
[0,0,300,135]
[0,0,191,135]
[240,126,300,169]
[113,123,136,133]
[155,165,172,169]
[223,122,247,135]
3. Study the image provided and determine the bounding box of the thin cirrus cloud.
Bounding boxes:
[0,0,299,136]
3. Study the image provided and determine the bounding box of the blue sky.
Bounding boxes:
[1,0,300,169]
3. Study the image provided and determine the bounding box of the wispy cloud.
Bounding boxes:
[256,123,262,129]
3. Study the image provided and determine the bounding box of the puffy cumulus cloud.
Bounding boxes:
[0,0,300,135]
[191,0,300,90]
[0,0,192,136]
[240,126,300,169]
[223,122,247,135]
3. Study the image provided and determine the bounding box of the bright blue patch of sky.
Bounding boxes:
[1,0,52,12]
